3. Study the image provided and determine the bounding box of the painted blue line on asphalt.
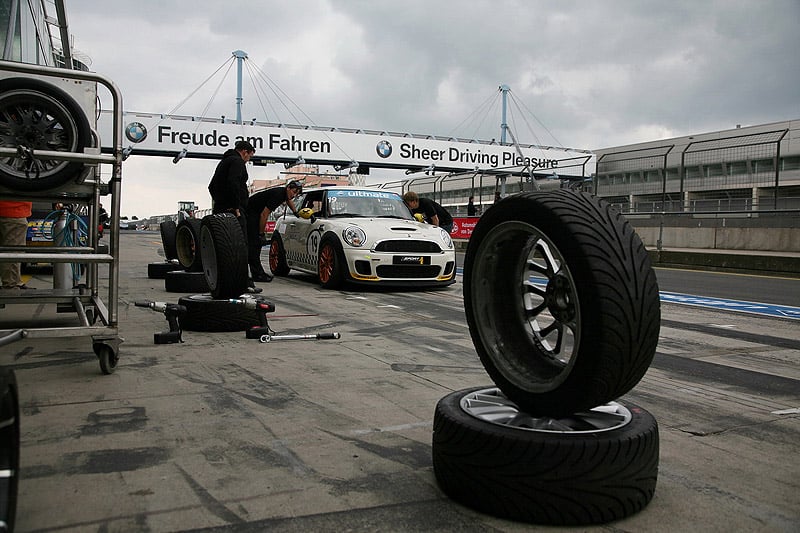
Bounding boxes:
[659,292,800,320]
[455,269,799,320]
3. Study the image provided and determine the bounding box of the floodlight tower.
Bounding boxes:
[498,84,511,196]
[500,84,510,144]
[233,49,248,124]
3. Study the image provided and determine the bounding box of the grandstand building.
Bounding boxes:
[593,119,800,213]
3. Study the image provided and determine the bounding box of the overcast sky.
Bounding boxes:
[65,0,800,218]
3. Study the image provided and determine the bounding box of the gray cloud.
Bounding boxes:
[64,0,800,217]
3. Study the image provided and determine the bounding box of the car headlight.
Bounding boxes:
[439,228,453,248]
[342,226,367,247]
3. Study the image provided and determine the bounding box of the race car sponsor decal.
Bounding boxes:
[328,189,399,200]
[393,255,430,265]
[306,228,324,256]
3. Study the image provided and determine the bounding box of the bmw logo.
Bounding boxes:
[376,140,392,158]
[125,122,148,143]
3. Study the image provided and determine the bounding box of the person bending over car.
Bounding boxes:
[245,180,303,282]
[402,191,453,234]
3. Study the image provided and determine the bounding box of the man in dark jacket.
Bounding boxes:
[208,140,255,216]
[244,180,303,282]
[207,140,257,284]
[402,191,453,234]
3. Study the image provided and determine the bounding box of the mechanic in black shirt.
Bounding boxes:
[244,180,303,282]
[208,140,255,217]
[402,191,454,234]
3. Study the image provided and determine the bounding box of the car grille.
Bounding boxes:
[374,240,442,253]
[376,265,442,278]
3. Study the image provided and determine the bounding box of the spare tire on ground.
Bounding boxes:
[164,270,209,293]
[199,213,249,299]
[147,260,183,279]
[178,294,272,332]
[432,386,659,526]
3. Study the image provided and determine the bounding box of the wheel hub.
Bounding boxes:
[20,126,44,146]
[545,273,575,322]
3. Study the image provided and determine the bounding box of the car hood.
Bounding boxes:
[321,217,451,248]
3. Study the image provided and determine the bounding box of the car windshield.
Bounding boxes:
[326,190,413,219]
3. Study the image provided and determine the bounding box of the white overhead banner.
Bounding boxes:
[99,111,591,172]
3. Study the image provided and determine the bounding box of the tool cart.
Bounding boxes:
[0,60,125,374]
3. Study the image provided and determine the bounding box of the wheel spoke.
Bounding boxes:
[526,258,549,277]
[525,299,548,318]
[537,240,561,276]
[524,280,546,298]
[539,320,560,339]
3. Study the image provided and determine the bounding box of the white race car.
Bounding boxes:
[268,187,456,289]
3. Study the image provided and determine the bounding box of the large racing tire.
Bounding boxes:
[0,369,20,531]
[463,191,660,416]
[0,78,92,191]
[199,213,249,299]
[159,220,178,261]
[318,236,346,289]
[178,294,270,332]
[432,387,659,526]
[164,270,209,293]
[268,234,290,276]
[175,219,203,271]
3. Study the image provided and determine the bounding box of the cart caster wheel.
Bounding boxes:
[94,344,118,375]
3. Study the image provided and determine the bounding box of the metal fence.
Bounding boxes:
[595,129,799,215]
[379,155,594,217]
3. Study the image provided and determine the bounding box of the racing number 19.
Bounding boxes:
[307,231,320,256]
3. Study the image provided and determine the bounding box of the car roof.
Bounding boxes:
[303,186,400,195]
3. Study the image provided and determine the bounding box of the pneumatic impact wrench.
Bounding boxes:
[135,300,187,344]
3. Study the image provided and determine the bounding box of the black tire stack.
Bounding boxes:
[198,213,249,300]
[150,219,210,293]
[152,213,253,331]
[434,191,662,526]
[146,220,184,281]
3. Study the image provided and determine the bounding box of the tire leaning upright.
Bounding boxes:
[175,219,203,271]
[159,220,178,261]
[199,213,249,299]
[463,191,661,416]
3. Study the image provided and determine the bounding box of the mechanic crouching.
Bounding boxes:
[245,180,303,282]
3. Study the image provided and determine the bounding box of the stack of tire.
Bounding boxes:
[433,191,662,526]
[146,220,183,281]
[149,218,208,293]
[153,213,261,332]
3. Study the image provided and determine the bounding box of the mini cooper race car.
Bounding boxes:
[268,187,456,289]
